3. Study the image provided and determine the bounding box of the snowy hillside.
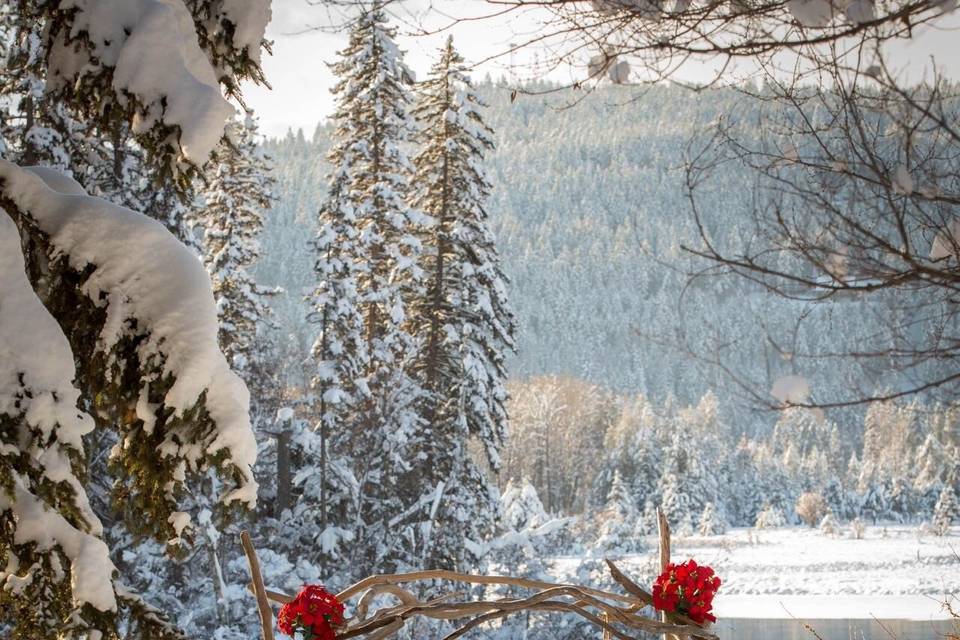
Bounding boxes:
[258,82,953,435]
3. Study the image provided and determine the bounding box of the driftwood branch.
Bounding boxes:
[657,507,680,640]
[240,530,276,640]
[240,518,716,640]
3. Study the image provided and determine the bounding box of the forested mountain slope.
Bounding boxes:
[258,81,929,435]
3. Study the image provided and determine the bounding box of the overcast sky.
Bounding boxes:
[242,0,960,139]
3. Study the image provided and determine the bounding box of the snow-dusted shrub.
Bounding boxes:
[850,517,866,539]
[502,477,550,532]
[796,491,828,527]
[674,512,695,537]
[698,502,728,536]
[755,504,787,530]
[819,511,840,536]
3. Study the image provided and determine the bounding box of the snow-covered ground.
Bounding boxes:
[556,526,959,620]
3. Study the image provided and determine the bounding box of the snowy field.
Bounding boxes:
[556,526,959,620]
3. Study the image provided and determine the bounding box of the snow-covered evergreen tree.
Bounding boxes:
[698,502,728,536]
[755,504,787,530]
[0,2,269,637]
[638,499,659,536]
[0,7,98,179]
[933,485,959,536]
[822,477,854,522]
[501,477,549,532]
[407,36,517,570]
[487,478,555,638]
[594,469,639,554]
[659,431,696,527]
[914,433,949,495]
[306,7,424,575]
[195,113,277,377]
[859,483,891,524]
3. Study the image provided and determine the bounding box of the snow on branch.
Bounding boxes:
[0,161,258,509]
[45,0,270,173]
[0,209,117,616]
[0,475,117,612]
[0,211,96,517]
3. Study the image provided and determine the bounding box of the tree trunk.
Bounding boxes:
[276,429,292,517]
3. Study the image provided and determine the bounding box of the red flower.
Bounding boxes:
[651,559,721,625]
[277,585,345,639]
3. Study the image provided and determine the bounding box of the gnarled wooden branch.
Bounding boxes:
[240,530,275,640]
[241,552,717,639]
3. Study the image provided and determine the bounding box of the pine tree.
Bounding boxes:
[407,36,517,571]
[487,478,552,638]
[698,502,728,536]
[754,504,787,530]
[914,433,948,495]
[659,431,695,527]
[0,3,269,637]
[0,7,97,179]
[306,7,424,575]
[933,485,959,536]
[195,113,277,377]
[822,477,853,521]
[302,138,368,572]
[501,477,549,532]
[0,6,200,245]
[168,112,278,628]
[594,469,640,554]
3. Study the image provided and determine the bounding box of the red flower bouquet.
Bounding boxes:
[651,559,721,625]
[277,585,345,640]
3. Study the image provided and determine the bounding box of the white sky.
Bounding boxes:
[243,0,960,139]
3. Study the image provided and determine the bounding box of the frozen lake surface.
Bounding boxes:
[549,524,958,634]
[714,616,955,640]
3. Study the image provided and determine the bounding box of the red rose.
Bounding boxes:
[650,559,721,625]
[277,585,345,639]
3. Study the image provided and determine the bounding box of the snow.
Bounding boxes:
[0,210,101,533]
[787,0,834,27]
[47,0,239,164]
[930,220,960,261]
[168,511,192,542]
[892,164,914,195]
[715,594,951,620]
[0,475,117,612]
[771,375,810,405]
[0,161,258,506]
[554,526,959,619]
[1,209,115,616]
[220,0,272,64]
[0,212,93,454]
